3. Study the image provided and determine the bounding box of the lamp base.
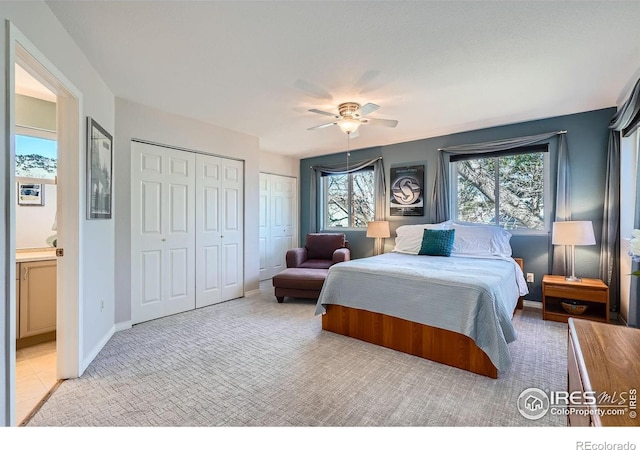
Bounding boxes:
[564,276,582,282]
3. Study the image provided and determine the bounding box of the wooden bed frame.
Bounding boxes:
[321,258,524,379]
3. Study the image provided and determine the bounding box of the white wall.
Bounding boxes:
[259,150,299,178]
[114,98,261,325]
[15,182,57,249]
[1,1,115,425]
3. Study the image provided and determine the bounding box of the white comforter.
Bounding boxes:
[315,252,529,372]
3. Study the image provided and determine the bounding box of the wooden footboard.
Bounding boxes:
[322,305,498,378]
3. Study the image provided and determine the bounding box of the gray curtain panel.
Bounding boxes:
[551,133,571,276]
[373,158,387,255]
[431,130,570,275]
[309,156,384,233]
[602,77,640,315]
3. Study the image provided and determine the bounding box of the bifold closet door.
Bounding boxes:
[131,142,196,324]
[195,154,244,308]
[259,173,297,280]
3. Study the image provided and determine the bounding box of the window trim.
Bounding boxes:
[321,166,375,230]
[16,124,57,141]
[449,145,551,235]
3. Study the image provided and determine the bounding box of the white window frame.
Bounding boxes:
[321,168,375,230]
[449,147,551,235]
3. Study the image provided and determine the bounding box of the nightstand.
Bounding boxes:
[542,275,609,323]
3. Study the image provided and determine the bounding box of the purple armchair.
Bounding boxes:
[286,233,350,269]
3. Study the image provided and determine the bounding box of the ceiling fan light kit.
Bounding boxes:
[337,117,361,134]
[307,101,398,136]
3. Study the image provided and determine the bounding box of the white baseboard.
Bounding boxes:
[244,289,262,298]
[524,299,542,309]
[81,325,115,374]
[115,321,132,332]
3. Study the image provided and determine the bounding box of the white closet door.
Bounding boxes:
[259,173,297,280]
[270,175,296,275]
[195,154,222,307]
[220,159,244,301]
[131,142,196,324]
[195,154,244,306]
[258,173,270,280]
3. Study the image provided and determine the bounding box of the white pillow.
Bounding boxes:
[450,223,512,257]
[392,221,452,254]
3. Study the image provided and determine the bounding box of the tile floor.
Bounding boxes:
[16,340,57,425]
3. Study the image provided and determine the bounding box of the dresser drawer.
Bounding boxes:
[544,285,607,303]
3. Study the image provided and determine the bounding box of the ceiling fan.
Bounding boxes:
[307,102,398,138]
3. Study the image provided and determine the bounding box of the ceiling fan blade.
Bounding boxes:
[348,129,360,139]
[362,117,398,128]
[358,103,379,117]
[356,70,384,94]
[309,108,339,118]
[307,122,337,131]
[293,79,333,101]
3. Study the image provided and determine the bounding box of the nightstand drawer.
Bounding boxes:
[544,285,607,303]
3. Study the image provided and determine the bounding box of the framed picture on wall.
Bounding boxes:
[17,183,44,206]
[86,117,113,219]
[390,165,424,216]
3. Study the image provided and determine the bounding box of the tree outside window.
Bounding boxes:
[453,147,546,231]
[324,169,374,228]
[15,134,57,179]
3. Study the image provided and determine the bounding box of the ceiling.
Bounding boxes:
[15,64,56,102]
[46,1,640,159]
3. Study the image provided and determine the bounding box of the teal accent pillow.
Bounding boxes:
[418,229,455,257]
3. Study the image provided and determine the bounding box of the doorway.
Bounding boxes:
[13,62,60,425]
[7,26,82,426]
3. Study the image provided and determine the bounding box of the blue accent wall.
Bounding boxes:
[300,107,615,302]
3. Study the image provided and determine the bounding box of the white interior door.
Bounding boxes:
[196,154,244,306]
[131,142,196,324]
[220,159,244,301]
[195,154,222,307]
[258,173,269,280]
[259,173,297,281]
[270,175,296,275]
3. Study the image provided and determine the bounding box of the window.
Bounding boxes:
[451,145,549,231]
[15,130,57,179]
[323,168,374,228]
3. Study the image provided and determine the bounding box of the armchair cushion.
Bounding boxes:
[286,233,350,268]
[305,233,347,260]
[299,259,334,269]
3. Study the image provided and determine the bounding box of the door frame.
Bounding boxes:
[5,22,83,425]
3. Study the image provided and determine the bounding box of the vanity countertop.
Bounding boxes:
[16,249,57,263]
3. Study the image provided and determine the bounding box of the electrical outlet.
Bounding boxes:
[526,273,534,283]
[100,300,104,311]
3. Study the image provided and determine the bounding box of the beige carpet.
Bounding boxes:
[27,281,567,427]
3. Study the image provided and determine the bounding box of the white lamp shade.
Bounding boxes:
[552,221,596,246]
[366,221,390,238]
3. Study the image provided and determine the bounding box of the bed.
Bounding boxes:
[314,222,529,378]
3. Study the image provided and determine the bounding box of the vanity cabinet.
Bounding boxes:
[16,259,57,338]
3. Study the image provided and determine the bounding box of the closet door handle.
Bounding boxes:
[23,267,29,281]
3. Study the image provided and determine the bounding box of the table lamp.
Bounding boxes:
[367,221,390,256]
[552,221,596,282]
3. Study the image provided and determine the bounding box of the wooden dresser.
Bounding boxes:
[567,318,640,426]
